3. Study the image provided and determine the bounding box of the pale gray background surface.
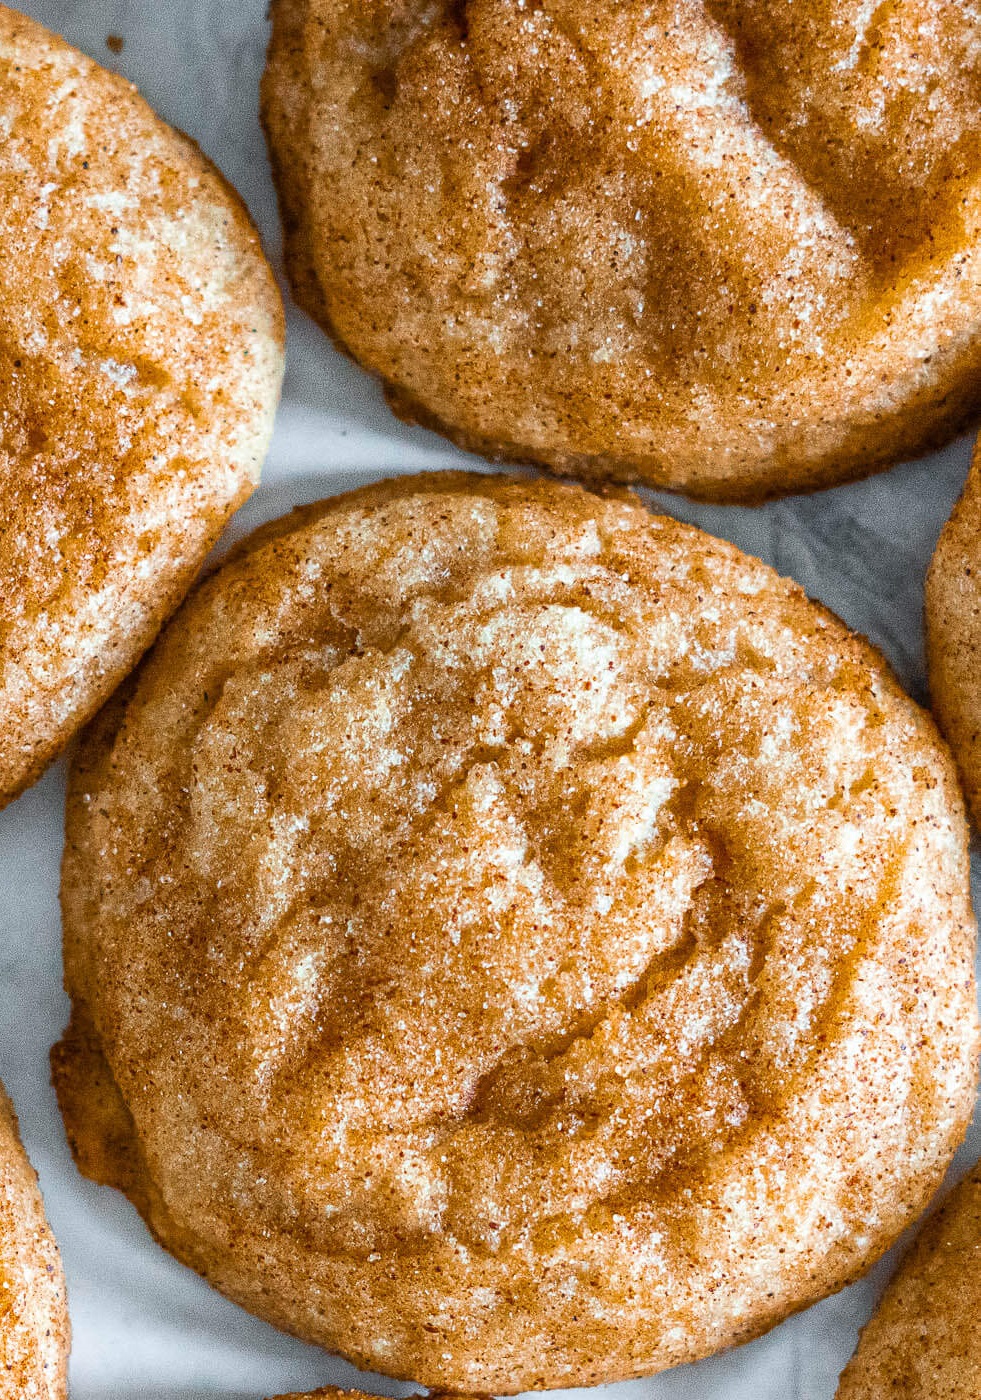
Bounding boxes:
[2,3,979,1396]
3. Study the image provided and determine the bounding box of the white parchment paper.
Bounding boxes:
[3,3,979,1396]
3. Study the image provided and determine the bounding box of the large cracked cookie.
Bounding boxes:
[53,472,978,1392]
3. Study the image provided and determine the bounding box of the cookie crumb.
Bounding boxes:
[106,34,124,55]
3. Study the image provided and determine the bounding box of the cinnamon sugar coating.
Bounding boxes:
[261,0,981,502]
[926,440,981,828]
[53,473,978,1392]
[0,3,284,808]
[836,1164,981,1399]
[0,1085,68,1399]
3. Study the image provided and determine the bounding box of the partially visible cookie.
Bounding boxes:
[268,1392,357,1400]
[0,3,284,809]
[926,440,981,826]
[0,1084,68,1399]
[262,0,981,501]
[836,1164,981,1398]
[270,1391,477,1400]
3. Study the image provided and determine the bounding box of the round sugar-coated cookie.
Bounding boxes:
[0,1085,68,1399]
[52,473,979,1392]
[261,1,981,502]
[0,3,284,809]
[836,1164,981,1399]
[926,439,981,828]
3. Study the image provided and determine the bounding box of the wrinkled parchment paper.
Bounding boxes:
[3,3,979,1396]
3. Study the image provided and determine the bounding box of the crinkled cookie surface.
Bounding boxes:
[262,0,981,500]
[54,473,979,1392]
[0,3,284,807]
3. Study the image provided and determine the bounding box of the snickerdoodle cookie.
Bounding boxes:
[0,1085,67,1399]
[53,473,978,1392]
[836,1163,981,1399]
[262,1,981,502]
[0,4,284,809]
[926,440,981,827]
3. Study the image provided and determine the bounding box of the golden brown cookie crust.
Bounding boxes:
[54,472,979,1392]
[0,1085,68,1400]
[926,439,981,828]
[835,1164,981,1399]
[261,1,981,503]
[0,3,284,809]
